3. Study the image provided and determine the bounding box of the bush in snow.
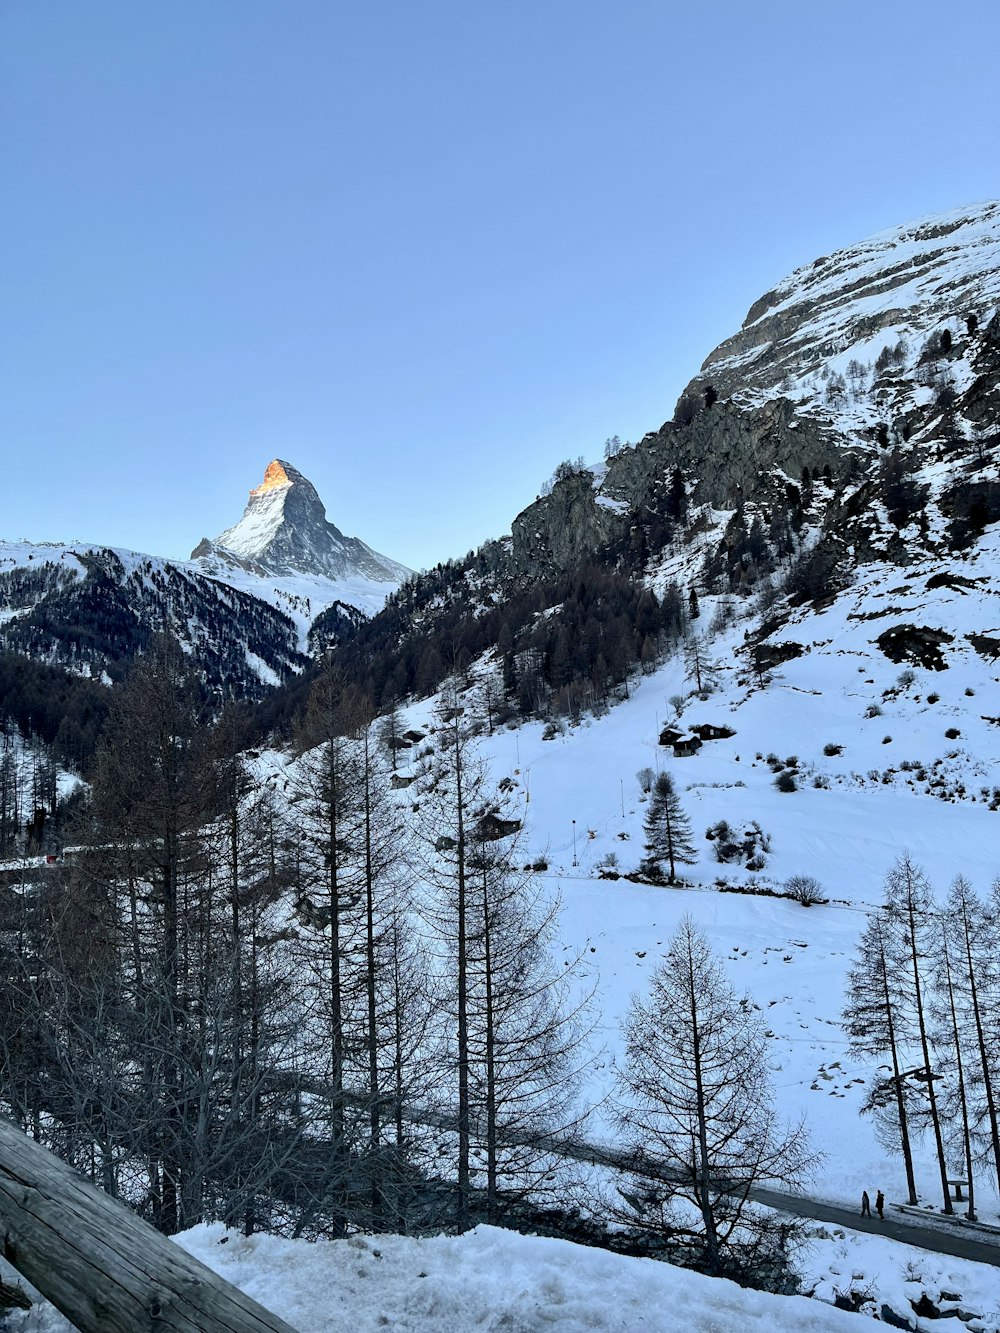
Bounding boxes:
[774,771,797,793]
[784,874,825,906]
[706,819,771,867]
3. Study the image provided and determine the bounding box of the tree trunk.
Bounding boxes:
[941,932,976,1220]
[906,897,952,1214]
[482,863,497,1217]
[959,903,1000,1194]
[875,925,918,1205]
[454,725,470,1230]
[363,738,382,1227]
[686,945,720,1274]
[0,1117,298,1333]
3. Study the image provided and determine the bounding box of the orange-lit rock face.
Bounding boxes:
[250,461,292,499]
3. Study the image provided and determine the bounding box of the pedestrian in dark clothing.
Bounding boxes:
[860,1190,871,1217]
[875,1190,884,1220]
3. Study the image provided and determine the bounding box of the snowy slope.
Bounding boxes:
[380,521,1000,1222]
[2,1222,862,1332]
[186,552,395,647]
[686,200,1000,438]
[0,538,308,690]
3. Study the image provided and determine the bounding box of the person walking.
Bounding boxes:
[860,1190,871,1217]
[875,1190,885,1220]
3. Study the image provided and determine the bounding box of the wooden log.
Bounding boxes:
[0,1118,299,1333]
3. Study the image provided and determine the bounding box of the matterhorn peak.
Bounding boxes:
[251,459,296,496]
[191,459,410,593]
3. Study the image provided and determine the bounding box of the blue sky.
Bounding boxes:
[3,1,1000,571]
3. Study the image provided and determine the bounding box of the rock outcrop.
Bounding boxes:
[682,201,1000,415]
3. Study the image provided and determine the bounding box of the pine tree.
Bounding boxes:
[617,917,813,1287]
[643,772,696,884]
[948,876,1000,1194]
[843,911,919,1205]
[883,855,953,1214]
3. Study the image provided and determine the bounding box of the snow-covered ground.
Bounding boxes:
[2,1223,863,1332]
[804,1225,1000,1329]
[10,1219,1000,1331]
[386,520,1000,1223]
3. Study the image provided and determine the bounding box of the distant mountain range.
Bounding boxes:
[3,202,1000,773]
[0,461,412,712]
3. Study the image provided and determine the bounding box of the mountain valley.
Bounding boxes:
[6,201,1000,1331]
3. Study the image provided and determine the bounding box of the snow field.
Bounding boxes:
[2,1224,864,1332]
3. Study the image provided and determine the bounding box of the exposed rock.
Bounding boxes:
[926,572,980,592]
[966,633,1000,660]
[683,203,1000,418]
[510,472,623,574]
[603,398,839,512]
[505,398,839,578]
[752,640,805,672]
[880,1302,916,1330]
[876,624,954,670]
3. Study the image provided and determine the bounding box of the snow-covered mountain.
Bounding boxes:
[680,199,1000,441]
[191,460,411,624]
[0,539,309,698]
[0,461,415,728]
[10,205,1000,1331]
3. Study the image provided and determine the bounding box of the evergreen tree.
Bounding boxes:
[642,772,696,884]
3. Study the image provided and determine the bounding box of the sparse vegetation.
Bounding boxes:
[784,874,825,906]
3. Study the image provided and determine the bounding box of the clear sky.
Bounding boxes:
[3,1,999,572]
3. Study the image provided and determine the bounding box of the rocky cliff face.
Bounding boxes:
[499,203,1000,582]
[192,460,411,586]
[678,201,1000,431]
[501,398,838,577]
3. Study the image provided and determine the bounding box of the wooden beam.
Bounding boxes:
[0,1118,299,1333]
